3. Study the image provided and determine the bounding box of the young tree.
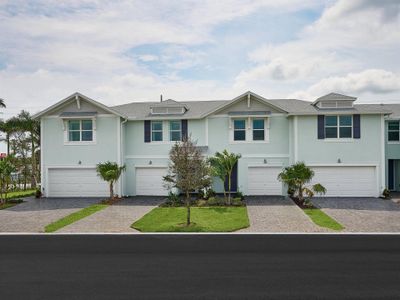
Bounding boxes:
[96,162,126,200]
[209,150,241,205]
[0,156,16,204]
[278,162,326,206]
[163,137,211,226]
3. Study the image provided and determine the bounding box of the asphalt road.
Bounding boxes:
[0,234,400,300]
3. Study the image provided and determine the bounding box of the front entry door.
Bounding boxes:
[225,162,238,192]
[388,159,395,191]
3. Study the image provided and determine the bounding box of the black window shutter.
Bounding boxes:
[181,119,188,141]
[144,120,151,143]
[317,115,325,139]
[353,114,361,139]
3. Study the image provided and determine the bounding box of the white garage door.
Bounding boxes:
[136,167,168,196]
[311,166,377,197]
[48,168,108,197]
[248,166,283,195]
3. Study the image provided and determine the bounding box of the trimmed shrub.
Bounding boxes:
[232,197,244,206]
[164,191,183,207]
[197,199,208,207]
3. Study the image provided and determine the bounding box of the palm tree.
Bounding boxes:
[0,119,17,156]
[0,98,6,108]
[210,150,241,205]
[96,161,126,200]
[278,162,326,206]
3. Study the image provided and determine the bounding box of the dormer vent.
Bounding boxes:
[150,99,187,115]
[313,92,357,109]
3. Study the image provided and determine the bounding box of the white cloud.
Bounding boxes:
[289,69,400,100]
[235,0,400,98]
[0,0,320,116]
[137,55,159,62]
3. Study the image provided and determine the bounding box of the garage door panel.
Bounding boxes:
[136,167,168,196]
[48,168,108,197]
[311,166,377,197]
[248,167,282,195]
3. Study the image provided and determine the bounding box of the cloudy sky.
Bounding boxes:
[0,0,400,119]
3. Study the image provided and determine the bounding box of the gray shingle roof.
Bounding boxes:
[112,100,230,119]
[379,104,400,119]
[315,92,357,102]
[268,99,393,115]
[111,97,394,119]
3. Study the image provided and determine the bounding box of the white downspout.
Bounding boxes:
[119,118,128,197]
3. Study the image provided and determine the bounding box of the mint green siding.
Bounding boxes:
[42,116,119,165]
[297,115,382,163]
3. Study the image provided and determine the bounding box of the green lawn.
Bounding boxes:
[45,204,108,233]
[132,206,250,232]
[6,189,36,199]
[0,202,19,210]
[303,208,344,231]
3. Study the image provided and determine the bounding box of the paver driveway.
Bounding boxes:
[0,197,101,232]
[313,197,400,232]
[240,196,328,232]
[58,197,164,233]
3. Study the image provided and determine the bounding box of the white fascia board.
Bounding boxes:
[33,92,126,119]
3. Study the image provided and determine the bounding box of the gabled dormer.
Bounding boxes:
[150,99,188,115]
[313,93,357,109]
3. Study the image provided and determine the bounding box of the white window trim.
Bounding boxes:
[148,120,182,144]
[229,117,270,144]
[151,120,164,142]
[387,120,400,143]
[63,118,96,145]
[324,115,353,140]
[169,120,182,142]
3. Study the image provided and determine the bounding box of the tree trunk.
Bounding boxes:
[31,137,36,188]
[186,191,190,226]
[6,134,10,156]
[298,184,304,205]
[109,181,114,200]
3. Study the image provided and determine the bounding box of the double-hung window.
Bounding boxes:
[252,119,265,141]
[325,115,352,139]
[169,120,182,142]
[68,120,93,142]
[151,121,163,142]
[388,121,400,142]
[233,119,246,141]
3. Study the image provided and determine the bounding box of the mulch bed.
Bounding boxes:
[290,196,316,209]
[101,197,123,205]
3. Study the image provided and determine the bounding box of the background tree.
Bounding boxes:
[0,119,17,156]
[278,162,326,206]
[10,131,31,190]
[96,161,125,200]
[0,98,5,108]
[0,156,16,204]
[209,150,241,205]
[163,137,211,226]
[12,111,40,188]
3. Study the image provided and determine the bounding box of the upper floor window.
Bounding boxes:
[169,120,182,141]
[68,120,93,142]
[252,119,265,141]
[388,121,400,141]
[325,115,352,139]
[233,119,246,141]
[151,121,163,142]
